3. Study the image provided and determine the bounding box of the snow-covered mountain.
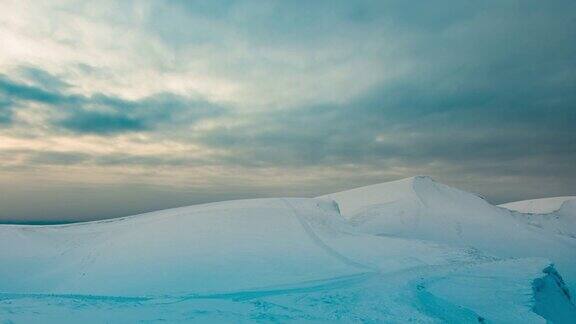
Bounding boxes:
[1,177,575,323]
[322,176,576,296]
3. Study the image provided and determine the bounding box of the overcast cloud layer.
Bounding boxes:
[1,0,575,222]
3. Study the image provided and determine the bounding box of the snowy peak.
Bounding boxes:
[319,176,429,217]
[320,175,493,220]
[321,176,576,298]
[323,175,505,242]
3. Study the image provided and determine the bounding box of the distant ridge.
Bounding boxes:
[500,196,576,214]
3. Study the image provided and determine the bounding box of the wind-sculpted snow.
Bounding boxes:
[1,178,576,322]
[323,176,576,300]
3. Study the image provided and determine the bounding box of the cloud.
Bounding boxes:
[0,74,66,106]
[25,150,91,166]
[0,96,14,124]
[0,71,226,134]
[57,111,148,134]
[0,0,575,221]
[19,66,71,92]
[191,0,576,185]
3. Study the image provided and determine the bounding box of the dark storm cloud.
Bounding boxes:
[2,0,574,170]
[0,74,65,106]
[198,70,575,170]
[0,72,225,134]
[58,111,149,134]
[194,0,576,180]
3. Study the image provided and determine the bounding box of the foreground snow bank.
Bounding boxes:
[1,258,571,323]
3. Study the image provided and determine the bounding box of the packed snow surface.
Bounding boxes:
[1,177,575,323]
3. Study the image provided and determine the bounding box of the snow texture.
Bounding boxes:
[1,176,575,323]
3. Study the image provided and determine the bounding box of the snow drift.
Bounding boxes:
[1,177,575,323]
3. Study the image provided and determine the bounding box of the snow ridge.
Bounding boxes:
[501,196,576,214]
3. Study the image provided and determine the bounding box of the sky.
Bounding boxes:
[1,0,575,223]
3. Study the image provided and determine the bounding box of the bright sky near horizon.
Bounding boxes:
[0,0,575,222]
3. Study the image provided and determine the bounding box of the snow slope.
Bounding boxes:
[321,176,576,297]
[500,197,576,239]
[1,178,575,322]
[0,198,470,297]
[500,196,576,214]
